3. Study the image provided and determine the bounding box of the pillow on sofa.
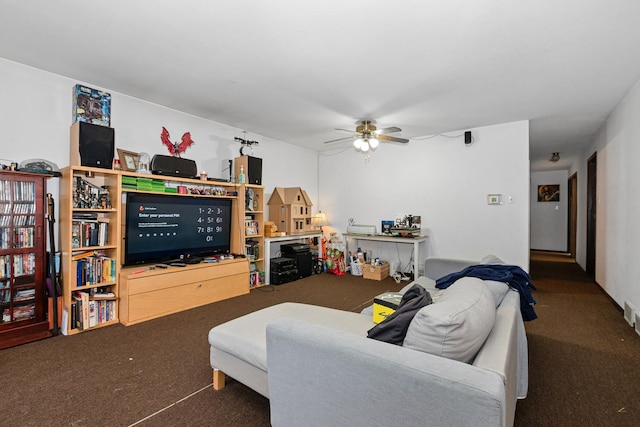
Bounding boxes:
[480,254,504,264]
[403,277,496,363]
[483,280,510,307]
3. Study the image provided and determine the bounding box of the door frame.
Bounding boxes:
[586,152,597,277]
[567,172,577,258]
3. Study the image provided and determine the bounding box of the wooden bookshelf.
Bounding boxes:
[0,170,52,349]
[59,166,121,335]
[243,184,265,287]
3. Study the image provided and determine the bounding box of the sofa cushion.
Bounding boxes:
[483,280,510,307]
[403,277,496,363]
[481,254,504,264]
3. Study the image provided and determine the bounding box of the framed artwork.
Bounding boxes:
[538,184,560,202]
[117,149,139,172]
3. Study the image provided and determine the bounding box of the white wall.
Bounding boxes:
[319,121,531,274]
[572,77,640,311]
[0,58,318,239]
[1,58,531,276]
[530,170,568,251]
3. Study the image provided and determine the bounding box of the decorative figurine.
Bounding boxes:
[161,127,195,157]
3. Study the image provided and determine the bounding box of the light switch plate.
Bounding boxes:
[487,194,502,205]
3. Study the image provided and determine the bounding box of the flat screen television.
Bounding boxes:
[123,192,233,265]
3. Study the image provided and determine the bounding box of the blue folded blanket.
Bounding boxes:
[436,264,537,321]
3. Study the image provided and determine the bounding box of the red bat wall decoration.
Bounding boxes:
[161,127,195,157]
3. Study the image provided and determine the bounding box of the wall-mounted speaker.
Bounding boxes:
[234,155,262,185]
[464,131,473,145]
[70,121,115,169]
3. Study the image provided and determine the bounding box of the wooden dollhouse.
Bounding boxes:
[267,187,314,235]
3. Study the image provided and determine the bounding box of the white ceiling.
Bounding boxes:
[2,1,640,171]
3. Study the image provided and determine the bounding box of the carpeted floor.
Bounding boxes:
[515,252,640,426]
[1,255,639,426]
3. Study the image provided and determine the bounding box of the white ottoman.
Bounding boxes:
[208,302,374,397]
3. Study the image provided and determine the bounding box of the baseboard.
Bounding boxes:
[624,301,636,327]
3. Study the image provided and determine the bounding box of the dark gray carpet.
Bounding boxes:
[2,257,639,426]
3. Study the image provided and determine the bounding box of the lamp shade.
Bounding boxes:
[311,211,328,227]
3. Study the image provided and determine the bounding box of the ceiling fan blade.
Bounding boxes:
[323,136,354,144]
[335,128,355,133]
[376,126,402,134]
[377,134,410,143]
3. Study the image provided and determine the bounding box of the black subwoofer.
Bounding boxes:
[70,122,115,169]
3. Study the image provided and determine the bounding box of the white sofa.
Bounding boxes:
[208,256,529,427]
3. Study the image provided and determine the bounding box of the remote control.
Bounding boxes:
[170,262,187,267]
[155,263,168,269]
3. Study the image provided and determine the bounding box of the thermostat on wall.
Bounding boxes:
[487,194,503,205]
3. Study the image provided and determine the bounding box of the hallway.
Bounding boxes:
[515,252,640,426]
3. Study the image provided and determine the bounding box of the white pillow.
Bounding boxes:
[483,280,510,307]
[480,254,504,264]
[403,277,496,363]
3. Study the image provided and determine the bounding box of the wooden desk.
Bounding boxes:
[343,233,428,277]
[264,233,322,285]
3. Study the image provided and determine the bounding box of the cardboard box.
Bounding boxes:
[373,292,403,323]
[73,84,111,127]
[264,221,285,237]
[363,261,390,281]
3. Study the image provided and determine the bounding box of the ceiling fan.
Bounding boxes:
[324,120,409,152]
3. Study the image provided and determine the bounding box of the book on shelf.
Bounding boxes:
[73,291,89,330]
[90,291,116,299]
[72,250,95,261]
[88,300,98,328]
[72,219,109,248]
[74,255,116,286]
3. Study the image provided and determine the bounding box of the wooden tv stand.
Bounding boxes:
[119,259,249,326]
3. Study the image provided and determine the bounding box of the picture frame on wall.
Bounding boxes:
[538,184,560,202]
[117,149,139,172]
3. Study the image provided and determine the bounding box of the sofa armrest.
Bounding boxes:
[266,318,507,427]
[424,257,479,280]
[472,292,520,427]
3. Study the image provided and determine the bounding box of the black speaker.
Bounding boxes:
[464,131,473,145]
[234,156,262,185]
[151,155,198,178]
[70,122,115,169]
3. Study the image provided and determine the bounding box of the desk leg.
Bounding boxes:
[414,240,419,278]
[264,245,271,285]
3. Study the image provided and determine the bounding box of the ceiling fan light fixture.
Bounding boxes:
[354,138,363,149]
[549,152,560,162]
[368,137,379,149]
[361,141,370,152]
